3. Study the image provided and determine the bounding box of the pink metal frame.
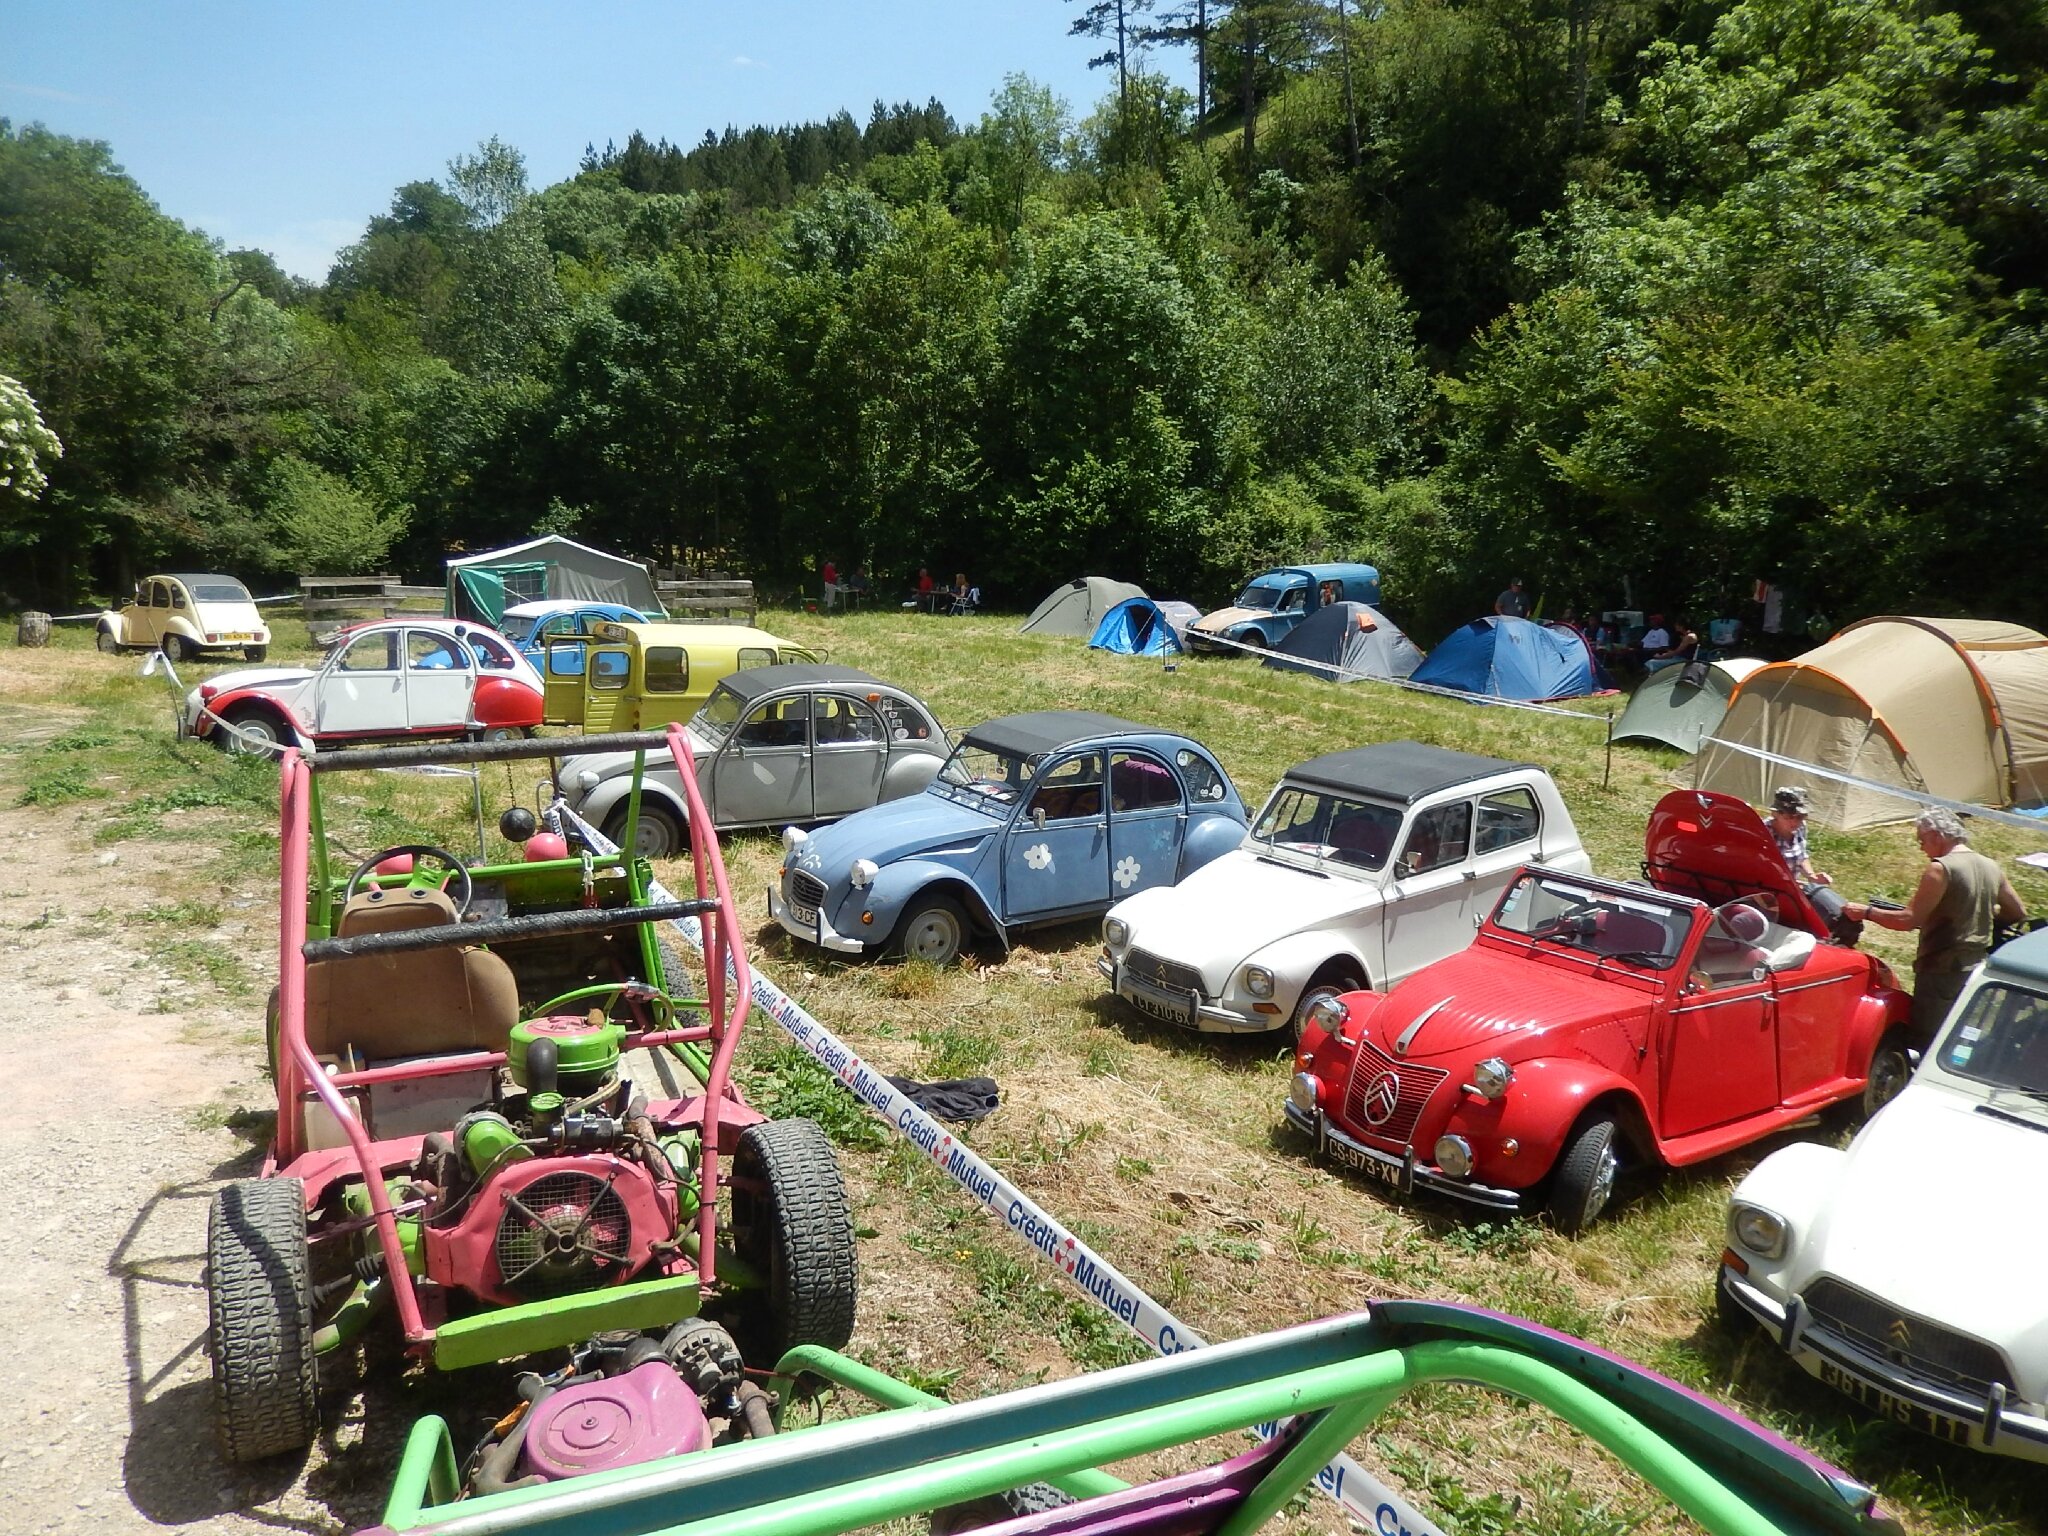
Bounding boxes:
[271,724,752,1352]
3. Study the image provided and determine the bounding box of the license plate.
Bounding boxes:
[1817,1361,1973,1445]
[1324,1132,1410,1190]
[1121,979,1194,1026]
[790,901,818,927]
[222,632,256,641]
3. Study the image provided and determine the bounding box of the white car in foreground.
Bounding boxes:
[1719,927,2048,1461]
[1098,742,1588,1037]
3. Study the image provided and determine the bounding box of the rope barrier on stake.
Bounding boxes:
[1693,737,2048,838]
[557,803,1448,1536]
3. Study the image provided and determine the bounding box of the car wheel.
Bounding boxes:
[96,626,120,654]
[1547,1115,1621,1236]
[894,894,969,965]
[207,1178,319,1462]
[474,724,529,743]
[1242,630,1268,651]
[1713,1269,1755,1337]
[243,645,268,663]
[1290,974,1364,1045]
[603,802,684,859]
[1860,1030,1912,1120]
[221,707,287,758]
[166,633,197,663]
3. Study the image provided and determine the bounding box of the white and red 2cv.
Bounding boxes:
[1285,789,1913,1232]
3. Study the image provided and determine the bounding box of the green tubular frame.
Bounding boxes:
[370,1305,1896,1536]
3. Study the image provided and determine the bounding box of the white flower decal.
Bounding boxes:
[1023,842,1053,871]
[1114,855,1142,889]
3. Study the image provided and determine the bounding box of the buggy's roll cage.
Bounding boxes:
[274,725,751,1354]
[367,1304,1898,1536]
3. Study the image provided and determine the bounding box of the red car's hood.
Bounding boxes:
[1355,943,1653,1062]
[1643,789,1822,936]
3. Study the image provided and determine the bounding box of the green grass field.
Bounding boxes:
[5,610,2045,1536]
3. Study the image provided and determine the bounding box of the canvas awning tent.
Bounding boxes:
[1695,617,2048,828]
[1020,577,1147,637]
[1089,597,1200,657]
[1263,602,1423,683]
[446,536,665,626]
[1410,616,1603,701]
[1611,658,1766,754]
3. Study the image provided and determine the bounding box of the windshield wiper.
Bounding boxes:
[1601,949,1668,969]
[1254,849,1327,878]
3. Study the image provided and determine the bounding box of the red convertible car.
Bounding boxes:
[1285,790,1912,1232]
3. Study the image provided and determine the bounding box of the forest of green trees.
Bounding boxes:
[3,0,2045,638]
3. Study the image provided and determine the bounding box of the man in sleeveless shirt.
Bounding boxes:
[1842,808,2025,1048]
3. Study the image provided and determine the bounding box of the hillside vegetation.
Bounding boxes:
[5,0,2048,639]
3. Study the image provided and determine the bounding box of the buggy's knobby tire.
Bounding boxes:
[1860,1029,1912,1121]
[730,1118,857,1356]
[1546,1115,1621,1236]
[207,1178,318,1462]
[930,1483,1078,1536]
[96,625,120,654]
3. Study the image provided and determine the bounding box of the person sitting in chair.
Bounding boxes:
[1643,615,1698,674]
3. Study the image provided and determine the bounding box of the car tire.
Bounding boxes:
[207,1178,319,1462]
[1860,1030,1912,1120]
[243,645,268,663]
[603,802,684,859]
[473,724,529,743]
[221,706,288,758]
[1242,630,1268,651]
[1712,1269,1755,1337]
[727,1119,857,1358]
[166,633,197,663]
[893,894,969,965]
[1547,1114,1621,1236]
[96,626,120,654]
[1290,973,1365,1045]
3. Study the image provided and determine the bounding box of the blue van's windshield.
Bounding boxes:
[1233,583,1289,611]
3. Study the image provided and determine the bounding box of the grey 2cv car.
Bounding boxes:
[555,664,949,855]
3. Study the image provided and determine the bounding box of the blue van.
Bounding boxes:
[1186,564,1382,653]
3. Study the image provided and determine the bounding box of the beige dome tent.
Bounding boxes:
[1695,617,2048,827]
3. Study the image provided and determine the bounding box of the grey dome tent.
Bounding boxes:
[1611,658,1766,754]
[1263,602,1423,683]
[1090,597,1201,656]
[1020,576,1147,638]
[447,536,665,626]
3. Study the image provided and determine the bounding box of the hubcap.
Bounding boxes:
[1587,1141,1618,1219]
[904,909,960,961]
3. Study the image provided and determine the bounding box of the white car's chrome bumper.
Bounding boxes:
[769,881,865,954]
[1718,1265,2048,1462]
[1097,956,1278,1033]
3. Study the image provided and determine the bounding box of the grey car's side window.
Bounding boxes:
[814,694,885,746]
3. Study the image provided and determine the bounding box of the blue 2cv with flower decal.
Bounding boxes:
[771,711,1249,965]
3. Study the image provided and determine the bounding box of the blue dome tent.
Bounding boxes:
[1410,616,1605,701]
[1089,598,1201,657]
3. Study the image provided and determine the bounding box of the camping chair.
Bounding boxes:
[950,585,981,617]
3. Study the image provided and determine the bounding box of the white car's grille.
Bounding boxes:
[1126,948,1204,999]
[1803,1276,2014,1398]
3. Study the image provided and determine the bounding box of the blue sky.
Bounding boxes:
[2,1,1173,280]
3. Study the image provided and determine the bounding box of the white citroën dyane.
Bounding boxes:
[1719,925,2048,1461]
[1098,742,1589,1039]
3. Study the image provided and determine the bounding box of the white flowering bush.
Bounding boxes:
[0,375,63,502]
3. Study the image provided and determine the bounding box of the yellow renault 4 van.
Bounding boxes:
[543,622,820,729]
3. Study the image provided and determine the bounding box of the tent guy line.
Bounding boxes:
[1693,736,2048,838]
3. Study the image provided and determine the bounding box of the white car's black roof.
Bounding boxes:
[1287,741,1533,804]
[961,711,1152,760]
[1991,924,2048,984]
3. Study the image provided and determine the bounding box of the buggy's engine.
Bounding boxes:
[414,1012,694,1306]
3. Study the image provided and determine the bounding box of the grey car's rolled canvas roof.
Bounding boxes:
[961,711,1150,760]
[713,663,889,702]
[1286,741,1531,803]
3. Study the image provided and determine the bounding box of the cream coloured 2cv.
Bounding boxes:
[1098,742,1589,1037]
[1718,925,2048,1462]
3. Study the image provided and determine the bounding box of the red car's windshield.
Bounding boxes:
[1492,872,1689,970]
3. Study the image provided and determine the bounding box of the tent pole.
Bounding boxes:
[1604,710,1614,790]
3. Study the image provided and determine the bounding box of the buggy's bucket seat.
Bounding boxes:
[304,886,519,1061]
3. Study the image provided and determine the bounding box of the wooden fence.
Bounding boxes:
[300,575,443,641]
[655,579,756,623]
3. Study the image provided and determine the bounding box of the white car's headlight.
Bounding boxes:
[574,768,600,792]
[1103,916,1129,948]
[782,825,808,853]
[1470,1056,1513,1099]
[1243,965,1276,999]
[1728,1203,1787,1260]
[1307,995,1348,1034]
[849,858,879,890]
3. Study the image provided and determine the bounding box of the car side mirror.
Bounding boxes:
[1032,806,1047,830]
[1398,849,1422,877]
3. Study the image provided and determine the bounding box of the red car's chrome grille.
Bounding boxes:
[1342,1038,1449,1147]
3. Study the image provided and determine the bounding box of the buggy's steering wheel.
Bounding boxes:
[343,844,474,917]
[521,981,678,1032]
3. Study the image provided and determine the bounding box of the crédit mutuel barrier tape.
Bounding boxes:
[560,804,1446,1536]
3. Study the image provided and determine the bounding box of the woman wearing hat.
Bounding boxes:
[1766,786,1858,943]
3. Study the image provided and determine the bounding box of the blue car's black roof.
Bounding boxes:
[1287,741,1530,803]
[961,711,1153,760]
